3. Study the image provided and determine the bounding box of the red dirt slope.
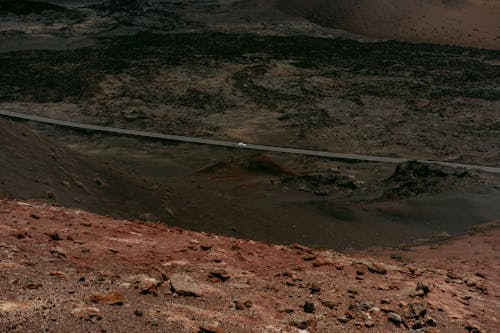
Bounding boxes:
[0,197,498,332]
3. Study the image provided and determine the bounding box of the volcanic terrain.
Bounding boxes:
[0,0,499,332]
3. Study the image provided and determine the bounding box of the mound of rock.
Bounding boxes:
[384,161,471,198]
[199,154,294,177]
[282,169,360,196]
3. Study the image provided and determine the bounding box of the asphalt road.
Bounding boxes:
[1,109,499,174]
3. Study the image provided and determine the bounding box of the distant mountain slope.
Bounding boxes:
[276,0,500,49]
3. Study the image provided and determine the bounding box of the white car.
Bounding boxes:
[237,142,247,147]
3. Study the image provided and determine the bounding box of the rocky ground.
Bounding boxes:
[0,1,499,332]
[0,197,498,332]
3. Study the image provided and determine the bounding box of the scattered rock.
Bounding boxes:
[134,309,143,317]
[50,247,66,258]
[465,322,485,333]
[89,291,124,306]
[70,306,101,320]
[29,213,40,219]
[50,232,62,241]
[137,277,159,295]
[416,282,430,296]
[426,317,437,327]
[447,270,461,280]
[408,302,427,319]
[24,283,42,289]
[209,269,230,282]
[367,262,387,274]
[303,301,315,313]
[321,300,336,309]
[338,312,354,323]
[200,245,212,251]
[290,319,310,329]
[388,312,403,326]
[309,283,321,294]
[170,273,204,297]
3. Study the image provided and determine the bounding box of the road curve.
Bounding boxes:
[1,109,499,174]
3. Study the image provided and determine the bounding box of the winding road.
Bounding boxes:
[1,109,499,174]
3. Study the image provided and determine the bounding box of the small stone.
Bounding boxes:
[409,303,427,318]
[137,277,159,295]
[303,301,315,313]
[447,270,461,280]
[465,322,485,333]
[170,273,204,297]
[70,306,101,320]
[16,233,25,239]
[25,283,42,289]
[290,320,309,329]
[416,282,430,296]
[364,320,374,328]
[234,300,252,310]
[312,260,332,267]
[310,283,321,294]
[380,306,393,313]
[388,312,403,326]
[209,269,230,282]
[426,317,437,327]
[50,271,69,279]
[89,291,124,306]
[30,213,40,219]
[321,300,336,309]
[134,309,143,317]
[50,247,66,258]
[50,232,62,241]
[367,262,387,274]
[200,245,212,251]
[234,300,245,310]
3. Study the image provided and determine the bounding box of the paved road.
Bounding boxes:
[1,109,500,174]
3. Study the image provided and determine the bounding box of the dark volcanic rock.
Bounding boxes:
[384,161,471,198]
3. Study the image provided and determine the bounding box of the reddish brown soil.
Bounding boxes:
[0,197,498,332]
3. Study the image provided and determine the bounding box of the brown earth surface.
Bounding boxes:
[0,2,499,332]
[277,0,500,50]
[0,197,498,332]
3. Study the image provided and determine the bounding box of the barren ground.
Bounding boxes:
[0,198,498,332]
[0,1,499,332]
